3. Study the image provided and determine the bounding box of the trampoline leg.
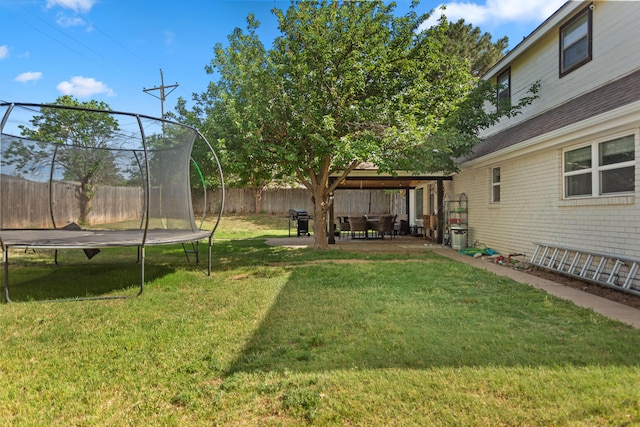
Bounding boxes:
[3,249,12,303]
[207,240,212,276]
[137,246,145,297]
[181,242,199,265]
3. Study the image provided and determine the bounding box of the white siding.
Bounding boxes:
[482,1,640,137]
[453,122,640,258]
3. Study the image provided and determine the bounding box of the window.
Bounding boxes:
[563,135,635,198]
[560,5,592,77]
[491,167,501,203]
[496,69,510,112]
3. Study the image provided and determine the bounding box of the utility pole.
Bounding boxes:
[143,69,178,119]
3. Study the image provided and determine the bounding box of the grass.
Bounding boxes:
[1,214,639,425]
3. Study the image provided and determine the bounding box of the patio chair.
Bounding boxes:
[348,216,369,239]
[394,214,409,236]
[374,214,395,239]
[337,216,351,238]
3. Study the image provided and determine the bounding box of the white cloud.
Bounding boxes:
[47,0,95,29]
[0,45,8,59]
[420,0,567,30]
[46,0,96,13]
[56,14,86,27]
[164,30,176,46]
[15,71,43,83]
[57,76,115,97]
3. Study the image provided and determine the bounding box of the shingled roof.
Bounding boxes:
[462,68,640,163]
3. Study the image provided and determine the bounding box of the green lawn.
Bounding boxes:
[1,215,639,426]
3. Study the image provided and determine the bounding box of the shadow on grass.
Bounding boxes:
[3,254,176,303]
[228,261,640,373]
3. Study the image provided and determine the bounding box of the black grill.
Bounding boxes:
[288,209,310,237]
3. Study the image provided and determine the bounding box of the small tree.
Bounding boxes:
[6,96,122,224]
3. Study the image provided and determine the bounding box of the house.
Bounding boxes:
[420,0,640,259]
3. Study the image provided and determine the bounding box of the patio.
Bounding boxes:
[268,234,435,252]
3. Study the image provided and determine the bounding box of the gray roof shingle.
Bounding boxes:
[463,68,640,162]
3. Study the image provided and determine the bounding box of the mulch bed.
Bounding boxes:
[524,266,640,310]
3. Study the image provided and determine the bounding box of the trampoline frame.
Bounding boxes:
[0,102,225,303]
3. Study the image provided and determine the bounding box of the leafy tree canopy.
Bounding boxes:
[7,95,122,223]
[440,18,510,77]
[184,0,538,248]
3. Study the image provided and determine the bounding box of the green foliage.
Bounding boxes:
[5,96,122,223]
[187,1,539,247]
[439,18,510,77]
[170,99,223,190]
[175,13,283,194]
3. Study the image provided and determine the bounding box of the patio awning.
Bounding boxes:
[329,166,451,190]
[330,175,450,190]
[327,167,450,244]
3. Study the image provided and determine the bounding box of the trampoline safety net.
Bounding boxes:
[0,102,225,302]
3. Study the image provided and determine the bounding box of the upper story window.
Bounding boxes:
[496,69,511,112]
[491,167,501,203]
[559,5,593,77]
[563,135,635,198]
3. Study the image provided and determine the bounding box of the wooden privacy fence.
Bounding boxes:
[195,188,407,216]
[0,178,144,228]
[1,180,407,229]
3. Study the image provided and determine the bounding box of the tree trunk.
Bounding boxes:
[252,187,263,214]
[311,185,330,250]
[77,183,91,225]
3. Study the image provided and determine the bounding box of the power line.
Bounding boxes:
[55,2,145,66]
[25,9,118,72]
[4,8,116,73]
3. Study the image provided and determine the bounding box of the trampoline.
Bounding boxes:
[0,102,225,302]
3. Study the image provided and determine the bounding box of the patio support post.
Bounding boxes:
[328,191,336,244]
[405,187,410,219]
[437,179,444,244]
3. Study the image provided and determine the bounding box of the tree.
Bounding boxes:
[174,14,285,213]
[6,96,122,224]
[201,0,538,249]
[438,18,509,77]
[171,98,225,193]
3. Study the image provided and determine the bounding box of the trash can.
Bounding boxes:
[288,208,310,237]
[450,224,468,250]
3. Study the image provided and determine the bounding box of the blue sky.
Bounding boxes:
[1,0,566,118]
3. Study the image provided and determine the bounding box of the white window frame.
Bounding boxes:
[563,134,636,199]
[491,167,501,203]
